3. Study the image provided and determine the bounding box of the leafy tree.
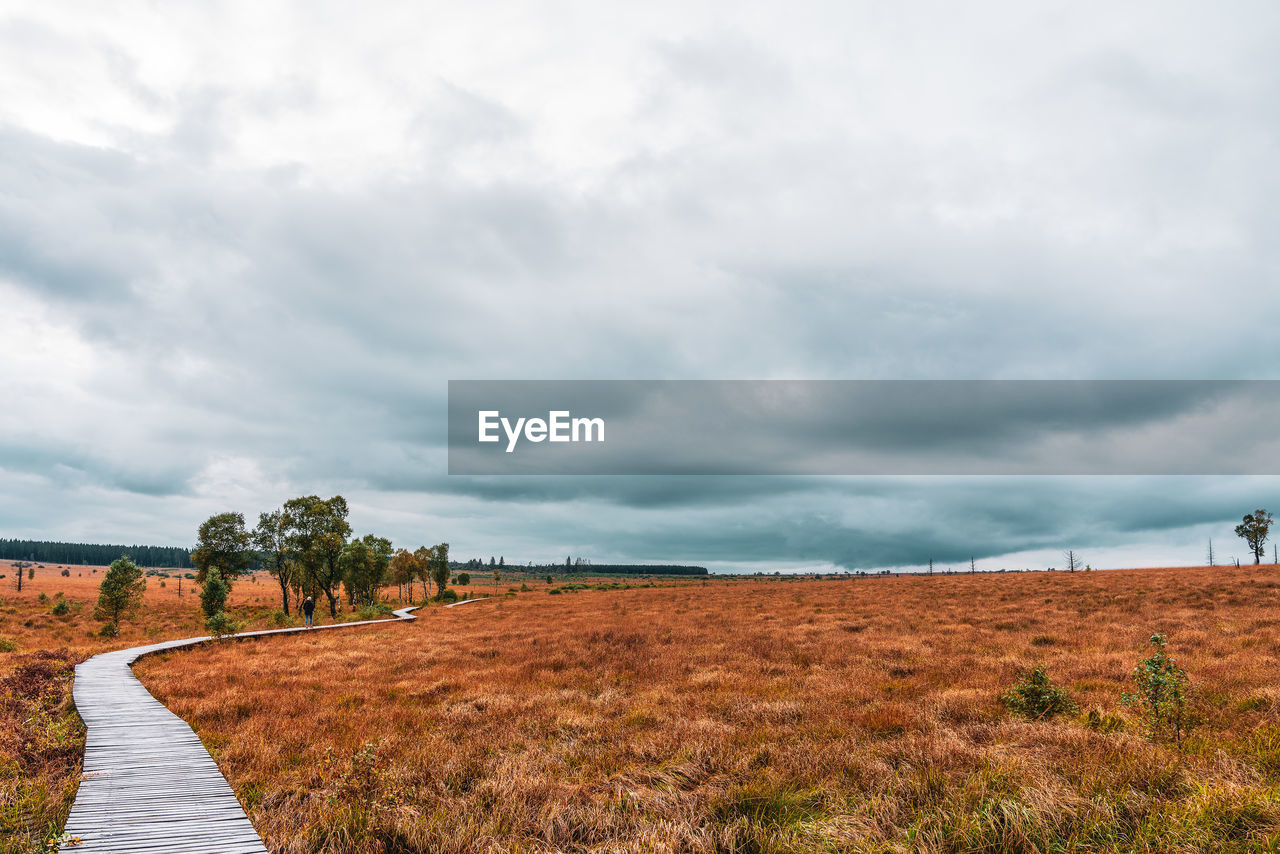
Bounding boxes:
[363,534,392,585]
[254,510,295,615]
[94,555,146,633]
[340,539,372,607]
[191,512,253,585]
[413,546,434,600]
[283,495,351,617]
[1121,633,1196,749]
[390,549,417,602]
[341,535,391,607]
[456,571,471,586]
[430,542,451,598]
[1235,509,1273,565]
[200,566,229,618]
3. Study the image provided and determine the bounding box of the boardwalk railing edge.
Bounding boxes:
[59,604,420,853]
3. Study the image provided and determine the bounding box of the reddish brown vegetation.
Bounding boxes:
[0,561,313,853]
[132,566,1280,853]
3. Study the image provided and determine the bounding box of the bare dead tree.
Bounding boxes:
[1064,550,1081,573]
[11,561,31,592]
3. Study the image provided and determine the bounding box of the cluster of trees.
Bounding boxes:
[0,538,192,568]
[389,543,452,601]
[193,495,450,620]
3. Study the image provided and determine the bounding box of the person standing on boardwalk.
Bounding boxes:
[303,595,315,628]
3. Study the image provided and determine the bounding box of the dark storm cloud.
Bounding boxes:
[448,381,1280,475]
[434,475,1272,570]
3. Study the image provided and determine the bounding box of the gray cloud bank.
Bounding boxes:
[448,380,1280,475]
[0,2,1278,570]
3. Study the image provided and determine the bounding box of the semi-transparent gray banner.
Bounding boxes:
[447,380,1280,475]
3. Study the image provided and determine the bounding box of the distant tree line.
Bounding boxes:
[539,563,708,577]
[0,538,193,568]
[455,556,707,576]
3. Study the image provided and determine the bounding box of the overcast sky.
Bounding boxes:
[1,1,1278,571]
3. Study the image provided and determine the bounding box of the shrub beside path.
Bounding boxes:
[59,606,419,854]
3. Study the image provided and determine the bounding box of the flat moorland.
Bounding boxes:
[134,566,1280,853]
[0,560,413,854]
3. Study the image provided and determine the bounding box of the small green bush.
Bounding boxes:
[51,599,70,616]
[357,602,393,619]
[1002,665,1078,720]
[0,637,16,652]
[37,592,50,604]
[205,611,241,638]
[432,588,459,604]
[548,587,563,595]
[269,610,292,627]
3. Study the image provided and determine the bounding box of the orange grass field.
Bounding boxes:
[110,565,1280,853]
[5,562,1280,852]
[0,558,480,853]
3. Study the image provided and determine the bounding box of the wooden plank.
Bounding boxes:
[59,606,418,853]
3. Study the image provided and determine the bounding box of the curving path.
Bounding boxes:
[59,606,419,854]
[445,596,493,607]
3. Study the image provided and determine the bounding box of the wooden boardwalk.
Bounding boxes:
[60,606,418,854]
